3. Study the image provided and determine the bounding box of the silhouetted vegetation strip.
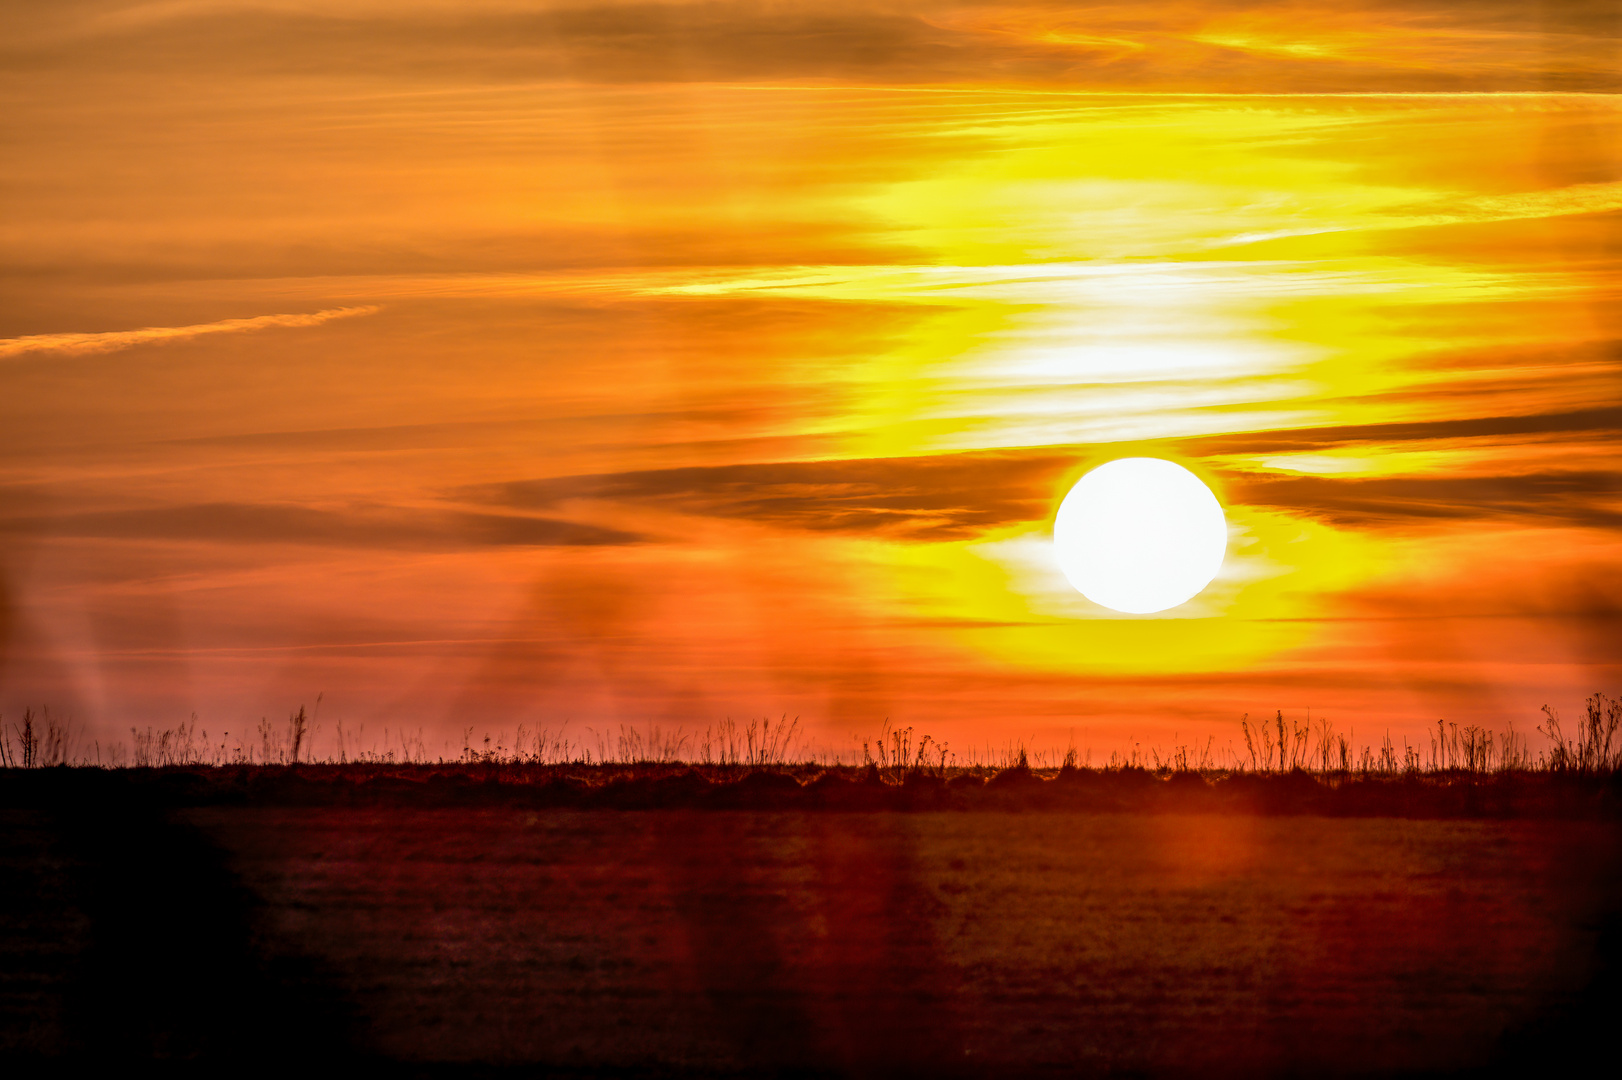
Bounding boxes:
[2,762,1618,819]
[9,696,1622,776]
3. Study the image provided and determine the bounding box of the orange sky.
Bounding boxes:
[3,1,1620,762]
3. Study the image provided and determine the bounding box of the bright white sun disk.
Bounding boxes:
[1053,458,1227,614]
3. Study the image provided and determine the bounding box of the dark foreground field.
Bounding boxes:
[3,765,1620,1076]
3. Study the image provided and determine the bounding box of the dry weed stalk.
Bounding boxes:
[1539,693,1622,774]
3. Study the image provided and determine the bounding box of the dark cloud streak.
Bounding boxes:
[474,402,1622,536]
[7,1,1618,92]
[1,503,641,550]
[1229,471,1622,529]
[1187,404,1622,456]
[475,451,1076,539]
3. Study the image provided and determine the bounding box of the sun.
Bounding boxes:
[1053,458,1228,614]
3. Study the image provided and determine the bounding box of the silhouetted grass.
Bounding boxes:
[5,695,1621,821]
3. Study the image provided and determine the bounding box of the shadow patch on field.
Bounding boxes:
[648,814,968,1077]
[653,814,822,1070]
[801,817,969,1076]
[0,809,89,1056]
[44,790,357,1064]
[1488,829,1622,1078]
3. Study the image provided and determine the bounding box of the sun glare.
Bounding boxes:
[1053,458,1228,615]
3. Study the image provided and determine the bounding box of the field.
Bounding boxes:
[3,763,1620,1075]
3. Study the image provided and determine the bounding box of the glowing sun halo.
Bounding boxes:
[1053,458,1228,614]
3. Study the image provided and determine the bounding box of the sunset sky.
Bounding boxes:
[3,1,1619,762]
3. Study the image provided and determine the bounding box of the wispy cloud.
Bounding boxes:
[1209,179,1622,249]
[0,305,380,360]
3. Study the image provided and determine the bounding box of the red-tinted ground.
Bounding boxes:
[3,770,1620,1075]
